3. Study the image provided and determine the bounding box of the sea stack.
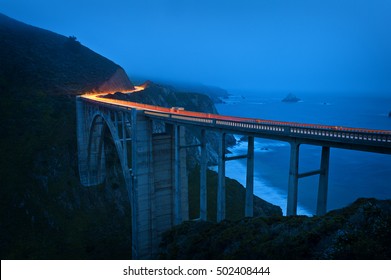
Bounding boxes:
[282,93,301,103]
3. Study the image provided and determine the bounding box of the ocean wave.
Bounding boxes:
[223,159,312,216]
[232,135,289,154]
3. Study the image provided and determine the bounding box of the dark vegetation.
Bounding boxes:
[160,198,391,259]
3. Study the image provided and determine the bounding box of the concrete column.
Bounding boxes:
[174,124,182,225]
[245,136,255,217]
[200,129,207,221]
[316,146,330,216]
[287,142,300,216]
[130,109,154,259]
[179,128,189,222]
[217,132,226,222]
[121,111,128,167]
[76,97,106,187]
[76,97,88,185]
[130,109,140,259]
[150,133,173,256]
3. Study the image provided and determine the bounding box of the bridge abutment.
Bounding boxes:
[131,111,189,258]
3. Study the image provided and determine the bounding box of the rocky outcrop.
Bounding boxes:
[159,198,391,260]
[169,82,230,103]
[98,68,134,93]
[282,93,301,102]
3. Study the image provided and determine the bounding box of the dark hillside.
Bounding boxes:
[160,198,391,259]
[0,13,134,259]
[0,13,133,95]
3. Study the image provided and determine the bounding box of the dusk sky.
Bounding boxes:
[2,0,391,93]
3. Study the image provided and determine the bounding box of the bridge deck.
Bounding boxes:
[80,94,391,154]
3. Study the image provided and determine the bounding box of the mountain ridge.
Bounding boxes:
[0,12,133,95]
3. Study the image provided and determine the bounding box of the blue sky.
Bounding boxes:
[2,0,391,93]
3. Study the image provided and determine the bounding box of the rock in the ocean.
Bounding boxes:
[282,93,301,102]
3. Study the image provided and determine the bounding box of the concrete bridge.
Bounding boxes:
[76,93,391,259]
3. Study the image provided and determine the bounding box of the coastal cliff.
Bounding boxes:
[97,68,134,93]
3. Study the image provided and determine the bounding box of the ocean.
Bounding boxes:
[214,91,391,215]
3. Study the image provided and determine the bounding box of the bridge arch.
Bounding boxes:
[77,97,189,259]
[76,101,138,257]
[86,111,133,192]
[88,111,137,254]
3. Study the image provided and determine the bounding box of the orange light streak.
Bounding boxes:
[80,91,391,136]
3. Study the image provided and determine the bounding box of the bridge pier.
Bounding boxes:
[76,97,107,186]
[287,142,300,216]
[245,136,255,217]
[217,132,226,222]
[316,146,330,216]
[200,129,208,221]
[287,142,331,216]
[216,133,255,220]
[174,124,182,225]
[130,113,189,258]
[130,109,155,258]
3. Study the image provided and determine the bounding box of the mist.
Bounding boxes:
[2,0,391,95]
